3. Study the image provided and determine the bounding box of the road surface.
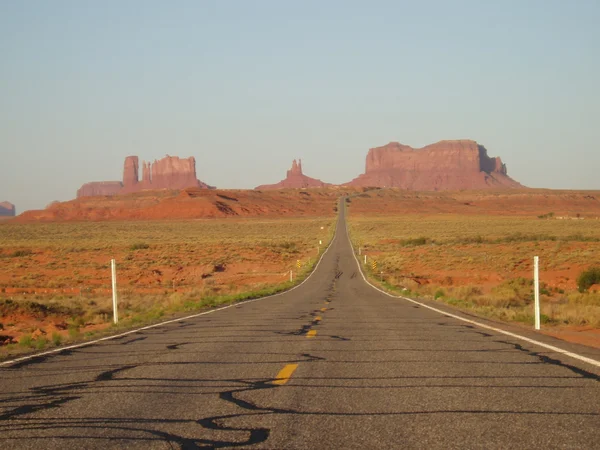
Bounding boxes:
[1,203,599,449]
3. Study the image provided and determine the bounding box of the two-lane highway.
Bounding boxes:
[1,203,599,449]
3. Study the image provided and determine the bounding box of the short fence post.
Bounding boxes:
[111,259,119,324]
[534,256,540,330]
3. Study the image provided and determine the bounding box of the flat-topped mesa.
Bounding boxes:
[77,181,123,198]
[347,140,521,190]
[77,155,212,198]
[256,159,330,190]
[151,155,201,190]
[0,201,16,217]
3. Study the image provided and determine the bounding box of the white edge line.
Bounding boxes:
[0,215,340,368]
[344,204,600,369]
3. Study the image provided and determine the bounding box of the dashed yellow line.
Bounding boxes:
[320,307,327,312]
[314,316,322,322]
[272,364,298,385]
[307,330,317,338]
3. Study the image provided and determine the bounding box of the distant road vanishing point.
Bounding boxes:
[1,201,599,449]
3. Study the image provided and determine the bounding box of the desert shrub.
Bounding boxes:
[277,241,297,250]
[450,285,483,300]
[130,242,150,251]
[577,267,600,292]
[434,289,445,299]
[19,334,33,348]
[52,332,62,346]
[68,325,80,338]
[458,235,485,244]
[10,249,33,258]
[401,237,429,246]
[36,337,48,350]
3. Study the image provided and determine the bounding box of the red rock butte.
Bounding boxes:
[255,159,330,190]
[0,201,16,217]
[77,155,212,198]
[346,140,522,190]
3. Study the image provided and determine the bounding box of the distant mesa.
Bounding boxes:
[255,141,520,191]
[77,181,123,198]
[0,201,16,217]
[68,140,520,203]
[77,155,213,198]
[345,140,522,190]
[255,159,331,190]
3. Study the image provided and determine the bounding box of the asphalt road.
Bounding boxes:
[1,204,599,449]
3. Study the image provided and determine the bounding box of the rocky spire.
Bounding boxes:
[123,156,139,188]
[287,159,303,177]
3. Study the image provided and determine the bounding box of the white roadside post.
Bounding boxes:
[111,259,119,324]
[290,270,293,282]
[534,256,540,330]
[364,254,367,265]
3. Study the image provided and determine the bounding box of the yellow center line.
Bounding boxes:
[321,307,327,312]
[272,364,299,385]
[307,330,317,338]
[314,316,322,322]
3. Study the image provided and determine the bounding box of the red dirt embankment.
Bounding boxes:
[13,188,359,223]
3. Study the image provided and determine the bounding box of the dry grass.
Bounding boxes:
[348,214,600,328]
[0,218,335,355]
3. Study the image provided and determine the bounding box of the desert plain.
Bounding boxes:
[1,187,600,357]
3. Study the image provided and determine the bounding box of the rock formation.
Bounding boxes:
[151,156,204,190]
[122,156,139,190]
[77,182,123,198]
[77,155,212,198]
[255,159,330,190]
[0,201,15,217]
[346,140,521,190]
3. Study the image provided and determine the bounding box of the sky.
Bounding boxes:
[1,0,599,213]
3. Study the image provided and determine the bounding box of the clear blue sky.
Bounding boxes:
[1,0,599,212]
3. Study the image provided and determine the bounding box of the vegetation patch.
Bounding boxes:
[129,242,150,251]
[578,267,600,293]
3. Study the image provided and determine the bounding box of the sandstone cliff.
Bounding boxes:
[0,201,15,217]
[255,159,330,190]
[78,155,212,198]
[346,140,521,190]
[151,156,204,190]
